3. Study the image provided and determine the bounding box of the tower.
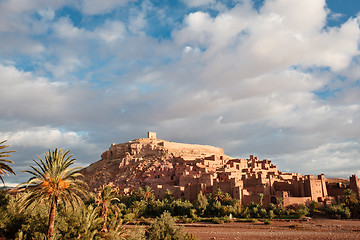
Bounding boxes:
[148,132,157,139]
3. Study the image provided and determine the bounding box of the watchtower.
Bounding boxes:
[148,132,157,139]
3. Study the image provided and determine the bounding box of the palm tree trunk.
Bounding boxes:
[101,204,109,233]
[48,196,58,240]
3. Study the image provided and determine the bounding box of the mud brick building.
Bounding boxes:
[82,132,360,206]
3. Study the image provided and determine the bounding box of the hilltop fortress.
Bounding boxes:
[82,132,360,206]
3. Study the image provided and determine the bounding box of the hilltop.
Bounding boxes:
[82,132,360,206]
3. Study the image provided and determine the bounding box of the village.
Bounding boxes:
[83,132,360,207]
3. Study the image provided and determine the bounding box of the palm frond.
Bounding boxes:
[0,140,16,186]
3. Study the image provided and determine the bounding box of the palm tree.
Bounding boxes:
[18,148,88,240]
[164,189,174,201]
[258,193,264,205]
[343,189,359,218]
[95,185,121,233]
[77,205,102,239]
[143,186,154,203]
[0,140,16,186]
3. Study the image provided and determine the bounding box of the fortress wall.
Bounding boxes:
[283,197,311,206]
[161,141,225,156]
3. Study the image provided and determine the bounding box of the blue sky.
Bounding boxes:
[1,0,360,185]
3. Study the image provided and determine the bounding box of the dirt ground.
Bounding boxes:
[181,219,360,240]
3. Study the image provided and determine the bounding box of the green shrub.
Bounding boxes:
[326,204,351,219]
[259,208,267,218]
[296,204,309,218]
[221,215,233,223]
[184,232,198,240]
[123,213,137,222]
[211,217,224,224]
[268,210,275,219]
[307,201,319,216]
[263,219,272,225]
[146,211,187,240]
[240,207,251,219]
[126,226,146,240]
[170,199,193,217]
[194,191,208,216]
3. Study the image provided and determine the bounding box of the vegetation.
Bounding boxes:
[96,185,121,233]
[146,211,185,240]
[1,145,360,239]
[18,148,88,240]
[0,140,16,186]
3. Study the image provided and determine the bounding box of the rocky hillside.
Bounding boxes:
[81,136,230,193]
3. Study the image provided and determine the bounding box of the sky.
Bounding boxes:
[1,0,360,185]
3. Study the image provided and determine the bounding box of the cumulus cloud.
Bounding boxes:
[80,0,131,15]
[1,0,360,183]
[182,0,216,8]
[0,64,68,120]
[2,127,90,148]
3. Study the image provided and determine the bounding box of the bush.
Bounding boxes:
[211,217,224,224]
[268,210,275,219]
[0,194,48,240]
[273,205,286,217]
[146,211,187,240]
[296,204,309,218]
[126,226,146,240]
[123,213,137,222]
[240,207,251,219]
[263,219,272,225]
[326,204,351,219]
[194,191,208,216]
[307,201,319,216]
[259,208,267,218]
[170,200,193,217]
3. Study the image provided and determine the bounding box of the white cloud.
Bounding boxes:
[274,141,360,178]
[0,0,360,180]
[182,0,216,7]
[81,0,131,15]
[2,127,86,148]
[53,17,90,39]
[0,64,68,120]
[38,8,55,21]
[0,0,66,32]
[96,20,126,42]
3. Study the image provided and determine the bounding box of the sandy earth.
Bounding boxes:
[181,219,360,240]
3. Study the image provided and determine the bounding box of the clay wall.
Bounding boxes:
[243,177,261,188]
[184,183,205,202]
[154,185,184,200]
[283,197,311,206]
[226,159,248,170]
[242,193,261,205]
[214,181,232,195]
[304,176,324,201]
[161,141,225,157]
[350,175,360,199]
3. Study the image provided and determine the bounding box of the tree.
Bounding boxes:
[143,186,155,203]
[19,148,88,240]
[194,191,208,216]
[258,193,264,205]
[213,188,224,202]
[95,185,121,233]
[146,211,186,240]
[0,140,16,187]
[343,189,359,218]
[164,189,174,202]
